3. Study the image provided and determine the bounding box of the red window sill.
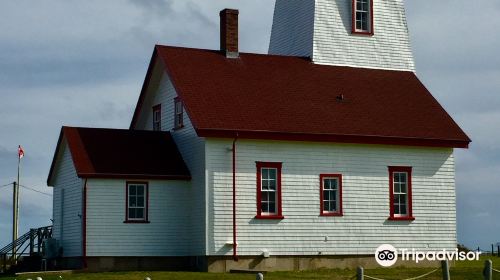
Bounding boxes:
[123,220,150,224]
[388,216,415,221]
[255,215,285,220]
[351,30,374,36]
[320,212,343,217]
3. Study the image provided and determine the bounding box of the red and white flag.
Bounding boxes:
[18,145,24,159]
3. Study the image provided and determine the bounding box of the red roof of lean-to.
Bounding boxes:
[131,45,470,148]
[47,127,191,185]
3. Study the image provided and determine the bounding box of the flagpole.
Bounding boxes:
[12,147,21,263]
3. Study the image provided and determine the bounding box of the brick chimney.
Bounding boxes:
[220,9,239,58]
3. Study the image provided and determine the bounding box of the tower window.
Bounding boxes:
[174,97,184,129]
[352,0,373,35]
[152,104,161,131]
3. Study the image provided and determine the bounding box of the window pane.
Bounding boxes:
[394,204,400,215]
[262,191,269,202]
[400,173,407,183]
[262,179,269,190]
[129,185,136,195]
[400,204,407,215]
[394,182,401,193]
[330,200,337,212]
[268,192,276,203]
[324,190,330,201]
[129,197,137,207]
[268,203,276,213]
[129,208,136,219]
[268,179,276,191]
[261,202,269,213]
[325,178,338,190]
[400,183,407,194]
[136,186,144,196]
[262,168,269,180]
[394,173,400,183]
[137,196,144,207]
[362,1,368,11]
[136,208,144,219]
[331,179,338,190]
[269,169,276,180]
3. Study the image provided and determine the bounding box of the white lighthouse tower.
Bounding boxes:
[269,0,415,72]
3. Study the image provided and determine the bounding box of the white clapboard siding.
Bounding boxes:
[133,58,165,131]
[206,139,456,256]
[269,0,415,71]
[131,68,207,256]
[51,139,83,257]
[268,0,315,57]
[85,179,191,256]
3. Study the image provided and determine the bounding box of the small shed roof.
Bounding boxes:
[47,127,191,186]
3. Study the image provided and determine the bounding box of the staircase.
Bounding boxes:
[0,226,52,274]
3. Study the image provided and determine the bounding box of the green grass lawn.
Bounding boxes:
[2,256,499,280]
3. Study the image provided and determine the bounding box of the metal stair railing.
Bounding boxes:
[0,226,52,273]
[0,231,31,255]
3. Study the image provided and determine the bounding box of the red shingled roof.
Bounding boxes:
[47,127,191,185]
[131,45,470,148]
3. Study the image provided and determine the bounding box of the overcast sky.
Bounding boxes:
[0,0,499,251]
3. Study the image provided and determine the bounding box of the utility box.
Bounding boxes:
[42,238,60,259]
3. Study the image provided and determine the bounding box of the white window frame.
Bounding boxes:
[256,162,283,219]
[353,0,372,34]
[127,183,147,222]
[260,167,278,215]
[174,98,183,129]
[392,171,409,218]
[320,174,343,216]
[153,105,161,131]
[322,177,339,214]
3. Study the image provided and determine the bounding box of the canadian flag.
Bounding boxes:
[18,145,24,159]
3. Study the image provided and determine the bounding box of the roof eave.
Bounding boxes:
[78,173,192,181]
[130,47,159,130]
[47,127,65,187]
[196,128,470,149]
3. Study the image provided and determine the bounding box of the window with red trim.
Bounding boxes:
[352,0,374,35]
[256,162,283,219]
[388,167,414,221]
[174,97,184,129]
[125,182,149,223]
[152,104,161,131]
[320,174,343,216]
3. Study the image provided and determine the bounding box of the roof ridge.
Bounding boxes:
[155,44,311,60]
[63,126,172,135]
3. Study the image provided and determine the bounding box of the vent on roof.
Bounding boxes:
[220,8,239,58]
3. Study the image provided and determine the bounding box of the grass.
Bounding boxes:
[1,256,499,280]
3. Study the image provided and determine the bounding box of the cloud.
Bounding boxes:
[405,0,500,249]
[128,0,174,15]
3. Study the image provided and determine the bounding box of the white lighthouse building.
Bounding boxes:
[269,0,415,71]
[47,0,469,272]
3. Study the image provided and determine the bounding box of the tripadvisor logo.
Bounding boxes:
[375,244,481,267]
[375,244,398,267]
